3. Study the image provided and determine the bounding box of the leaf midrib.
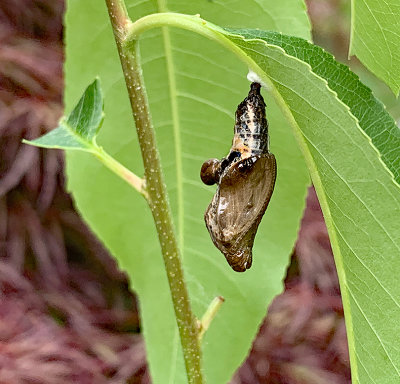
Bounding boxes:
[157,2,184,383]
[158,0,184,254]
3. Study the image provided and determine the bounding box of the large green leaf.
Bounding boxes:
[216,28,400,384]
[350,0,400,96]
[65,1,310,383]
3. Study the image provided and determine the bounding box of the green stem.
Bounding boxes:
[93,146,147,198]
[105,2,203,383]
[199,296,225,341]
[125,12,277,91]
[126,13,229,50]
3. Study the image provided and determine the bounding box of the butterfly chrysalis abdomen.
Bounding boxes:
[200,82,276,272]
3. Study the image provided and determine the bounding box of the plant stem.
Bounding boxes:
[105,2,203,383]
[93,146,147,198]
[125,13,277,91]
[199,296,225,341]
[126,13,225,49]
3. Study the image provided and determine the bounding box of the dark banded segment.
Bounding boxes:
[231,82,269,157]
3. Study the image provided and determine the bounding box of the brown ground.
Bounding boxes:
[0,1,350,383]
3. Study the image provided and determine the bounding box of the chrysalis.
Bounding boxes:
[200,82,276,272]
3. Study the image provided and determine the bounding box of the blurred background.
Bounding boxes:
[0,1,398,383]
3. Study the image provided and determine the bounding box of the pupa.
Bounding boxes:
[200,82,276,272]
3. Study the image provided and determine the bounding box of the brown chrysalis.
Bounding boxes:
[200,82,276,272]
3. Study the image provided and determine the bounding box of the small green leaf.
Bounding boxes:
[23,78,104,151]
[350,0,400,96]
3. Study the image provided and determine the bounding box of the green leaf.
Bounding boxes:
[350,0,400,96]
[228,30,400,185]
[217,28,400,384]
[65,1,310,384]
[23,78,104,151]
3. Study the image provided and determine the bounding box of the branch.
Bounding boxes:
[104,2,203,383]
[199,296,225,341]
[93,146,148,199]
